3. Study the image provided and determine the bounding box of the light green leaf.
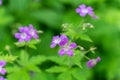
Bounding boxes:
[57,72,72,80]
[46,66,68,73]
[79,34,92,42]
[71,68,91,80]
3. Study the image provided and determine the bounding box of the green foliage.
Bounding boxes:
[6,50,47,80]
[0,0,120,80]
[15,39,40,49]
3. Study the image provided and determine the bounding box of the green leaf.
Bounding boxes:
[46,66,68,73]
[0,54,18,63]
[18,50,29,66]
[26,65,41,72]
[14,42,26,47]
[79,34,92,42]
[48,55,70,66]
[7,70,30,80]
[71,68,91,80]
[27,44,37,49]
[57,72,72,80]
[28,56,47,65]
[71,50,83,68]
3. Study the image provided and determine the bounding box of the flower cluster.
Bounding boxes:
[0,60,6,80]
[87,56,101,68]
[50,34,77,56]
[15,24,39,42]
[76,4,98,19]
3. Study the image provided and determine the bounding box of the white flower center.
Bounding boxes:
[82,9,88,13]
[21,33,27,39]
[30,30,35,36]
[0,66,2,72]
[54,38,61,44]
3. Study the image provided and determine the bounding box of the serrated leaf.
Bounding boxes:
[79,34,92,42]
[28,56,47,65]
[27,44,37,49]
[48,55,70,66]
[57,72,72,80]
[71,68,91,80]
[26,65,41,72]
[18,50,29,66]
[0,54,18,63]
[7,70,30,80]
[46,66,68,73]
[15,42,26,47]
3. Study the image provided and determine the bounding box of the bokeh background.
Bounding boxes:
[0,0,120,80]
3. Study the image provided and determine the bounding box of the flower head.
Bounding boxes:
[15,27,31,42]
[76,4,98,18]
[0,61,6,75]
[87,56,101,68]
[59,42,77,56]
[0,76,6,80]
[28,24,39,39]
[50,34,68,48]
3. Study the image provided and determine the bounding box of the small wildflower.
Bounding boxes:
[59,42,77,56]
[87,56,101,68]
[50,34,68,48]
[28,24,39,39]
[76,4,98,18]
[0,61,6,75]
[0,76,6,80]
[15,27,31,42]
[0,0,2,5]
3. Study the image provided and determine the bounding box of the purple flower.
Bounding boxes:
[0,0,2,5]
[59,42,77,56]
[50,34,68,48]
[28,24,39,39]
[0,61,6,75]
[87,56,101,68]
[15,27,31,42]
[76,4,98,18]
[0,76,6,80]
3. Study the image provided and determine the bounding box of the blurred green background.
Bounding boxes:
[0,0,120,80]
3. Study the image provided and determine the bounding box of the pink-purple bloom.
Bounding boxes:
[76,4,98,18]
[0,61,6,75]
[50,34,77,56]
[87,56,101,68]
[0,76,6,80]
[28,24,39,39]
[15,24,39,42]
[0,0,2,5]
[15,27,31,42]
[59,42,77,56]
[50,34,68,48]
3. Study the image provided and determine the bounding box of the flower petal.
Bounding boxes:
[59,48,65,56]
[29,24,34,29]
[15,33,21,39]
[87,59,96,68]
[25,35,31,42]
[19,27,24,32]
[79,4,86,9]
[67,49,74,56]
[59,34,68,46]
[0,61,6,67]
[50,43,56,48]
[0,68,6,75]
[76,8,81,13]
[69,42,77,49]
[96,56,101,62]
[80,12,87,16]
